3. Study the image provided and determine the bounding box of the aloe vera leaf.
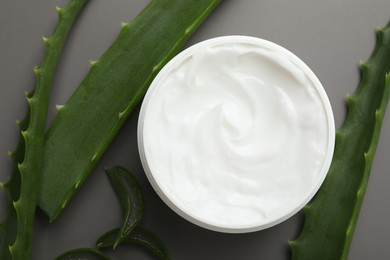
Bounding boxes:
[38,0,222,221]
[0,1,88,259]
[96,227,169,260]
[104,166,144,249]
[289,21,390,260]
[54,248,110,260]
[0,102,28,259]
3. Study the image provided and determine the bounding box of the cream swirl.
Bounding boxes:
[138,37,335,232]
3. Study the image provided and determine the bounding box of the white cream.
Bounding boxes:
[138,36,335,233]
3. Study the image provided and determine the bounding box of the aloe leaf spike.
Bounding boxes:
[289,21,390,260]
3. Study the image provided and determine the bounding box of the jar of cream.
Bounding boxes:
[138,36,335,233]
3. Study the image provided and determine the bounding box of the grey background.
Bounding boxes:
[0,0,389,259]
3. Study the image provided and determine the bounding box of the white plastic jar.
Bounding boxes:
[138,36,335,233]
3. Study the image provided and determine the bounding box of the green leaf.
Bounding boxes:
[0,1,88,259]
[289,20,390,260]
[38,0,222,221]
[97,227,169,260]
[54,248,110,260]
[104,166,144,249]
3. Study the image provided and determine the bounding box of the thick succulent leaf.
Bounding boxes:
[38,0,222,221]
[289,20,390,260]
[0,1,88,259]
